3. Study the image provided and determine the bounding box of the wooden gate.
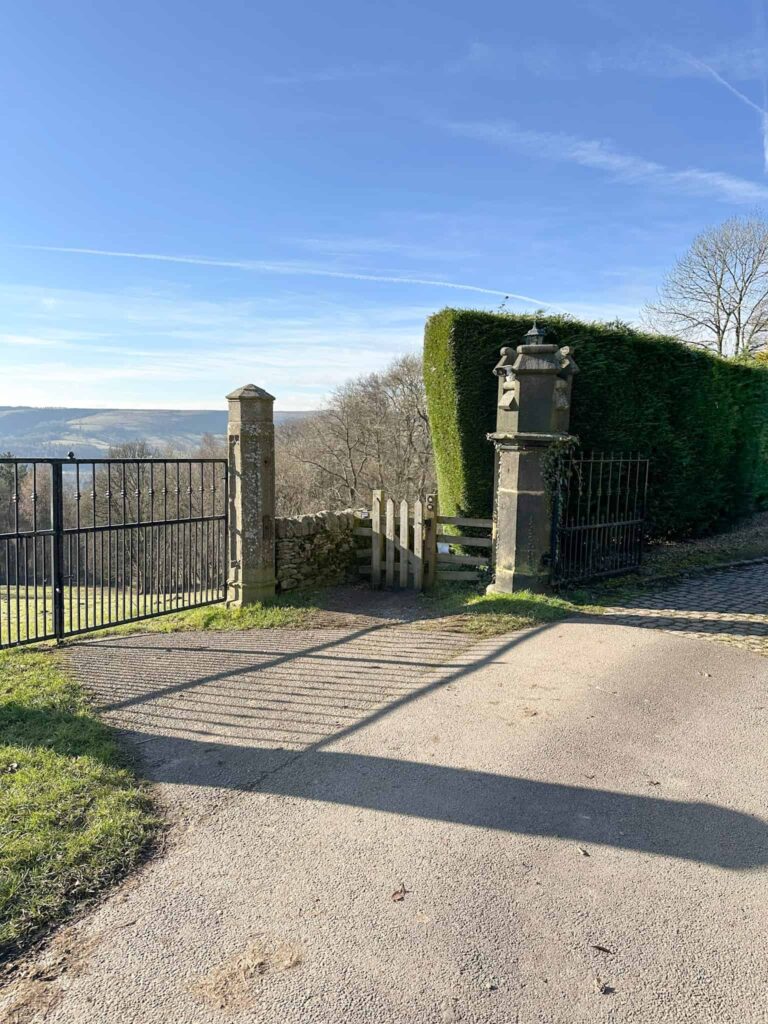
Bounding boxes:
[362,490,492,590]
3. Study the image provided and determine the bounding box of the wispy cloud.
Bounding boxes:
[587,41,768,82]
[450,40,571,77]
[290,235,475,262]
[0,283,440,408]
[453,37,768,171]
[261,64,398,86]
[0,274,649,409]
[580,4,768,172]
[452,38,757,81]
[444,120,768,204]
[2,334,62,347]
[20,245,557,307]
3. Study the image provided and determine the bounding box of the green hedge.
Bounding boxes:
[423,309,768,538]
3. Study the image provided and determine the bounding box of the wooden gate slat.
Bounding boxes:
[371,490,383,588]
[413,499,424,591]
[438,552,490,566]
[424,493,437,589]
[399,500,409,588]
[436,533,492,548]
[437,516,493,529]
[385,498,395,586]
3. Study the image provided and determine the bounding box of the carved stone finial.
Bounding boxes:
[524,321,547,343]
[492,346,516,378]
[226,383,275,401]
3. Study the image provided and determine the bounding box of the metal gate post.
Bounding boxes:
[51,461,65,640]
[549,473,561,581]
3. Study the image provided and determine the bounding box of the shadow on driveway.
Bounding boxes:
[63,621,768,873]
[120,733,768,871]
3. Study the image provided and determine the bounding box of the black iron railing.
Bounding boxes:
[550,452,650,586]
[0,456,228,649]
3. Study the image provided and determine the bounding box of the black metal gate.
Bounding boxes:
[0,456,228,649]
[550,452,649,586]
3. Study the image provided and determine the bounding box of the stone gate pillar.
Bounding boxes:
[487,325,578,594]
[226,384,276,605]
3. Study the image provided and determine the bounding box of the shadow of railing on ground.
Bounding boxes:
[63,621,768,870]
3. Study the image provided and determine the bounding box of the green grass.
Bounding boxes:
[1,585,320,646]
[416,585,577,636]
[0,584,227,643]
[104,592,321,636]
[0,649,156,961]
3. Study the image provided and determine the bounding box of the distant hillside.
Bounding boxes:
[0,406,310,458]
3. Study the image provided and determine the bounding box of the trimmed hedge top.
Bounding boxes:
[423,309,768,538]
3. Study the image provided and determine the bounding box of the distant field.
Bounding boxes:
[0,584,224,646]
[0,405,310,458]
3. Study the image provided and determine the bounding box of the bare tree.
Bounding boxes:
[643,215,768,356]
[275,354,435,514]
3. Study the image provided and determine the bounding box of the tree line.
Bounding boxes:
[196,352,435,516]
[0,353,435,590]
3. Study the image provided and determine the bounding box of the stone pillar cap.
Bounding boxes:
[518,343,559,355]
[226,384,275,401]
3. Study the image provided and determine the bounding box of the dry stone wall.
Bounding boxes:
[274,509,369,592]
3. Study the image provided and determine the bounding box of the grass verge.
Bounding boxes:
[0,649,156,962]
[416,585,577,636]
[638,511,768,578]
[1,587,323,646]
[102,591,322,637]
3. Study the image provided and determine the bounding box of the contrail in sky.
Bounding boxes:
[585,2,768,174]
[22,244,559,309]
[676,50,768,173]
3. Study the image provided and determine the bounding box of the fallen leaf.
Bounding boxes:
[591,944,615,955]
[647,779,661,786]
[391,883,410,902]
[577,846,590,857]
[594,977,613,995]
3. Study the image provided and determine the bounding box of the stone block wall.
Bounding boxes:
[274,509,369,592]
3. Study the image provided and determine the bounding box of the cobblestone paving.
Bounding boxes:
[601,561,768,655]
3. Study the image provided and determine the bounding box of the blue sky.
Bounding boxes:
[2,0,768,409]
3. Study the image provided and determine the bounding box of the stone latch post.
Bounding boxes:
[487,325,578,593]
[226,384,277,605]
